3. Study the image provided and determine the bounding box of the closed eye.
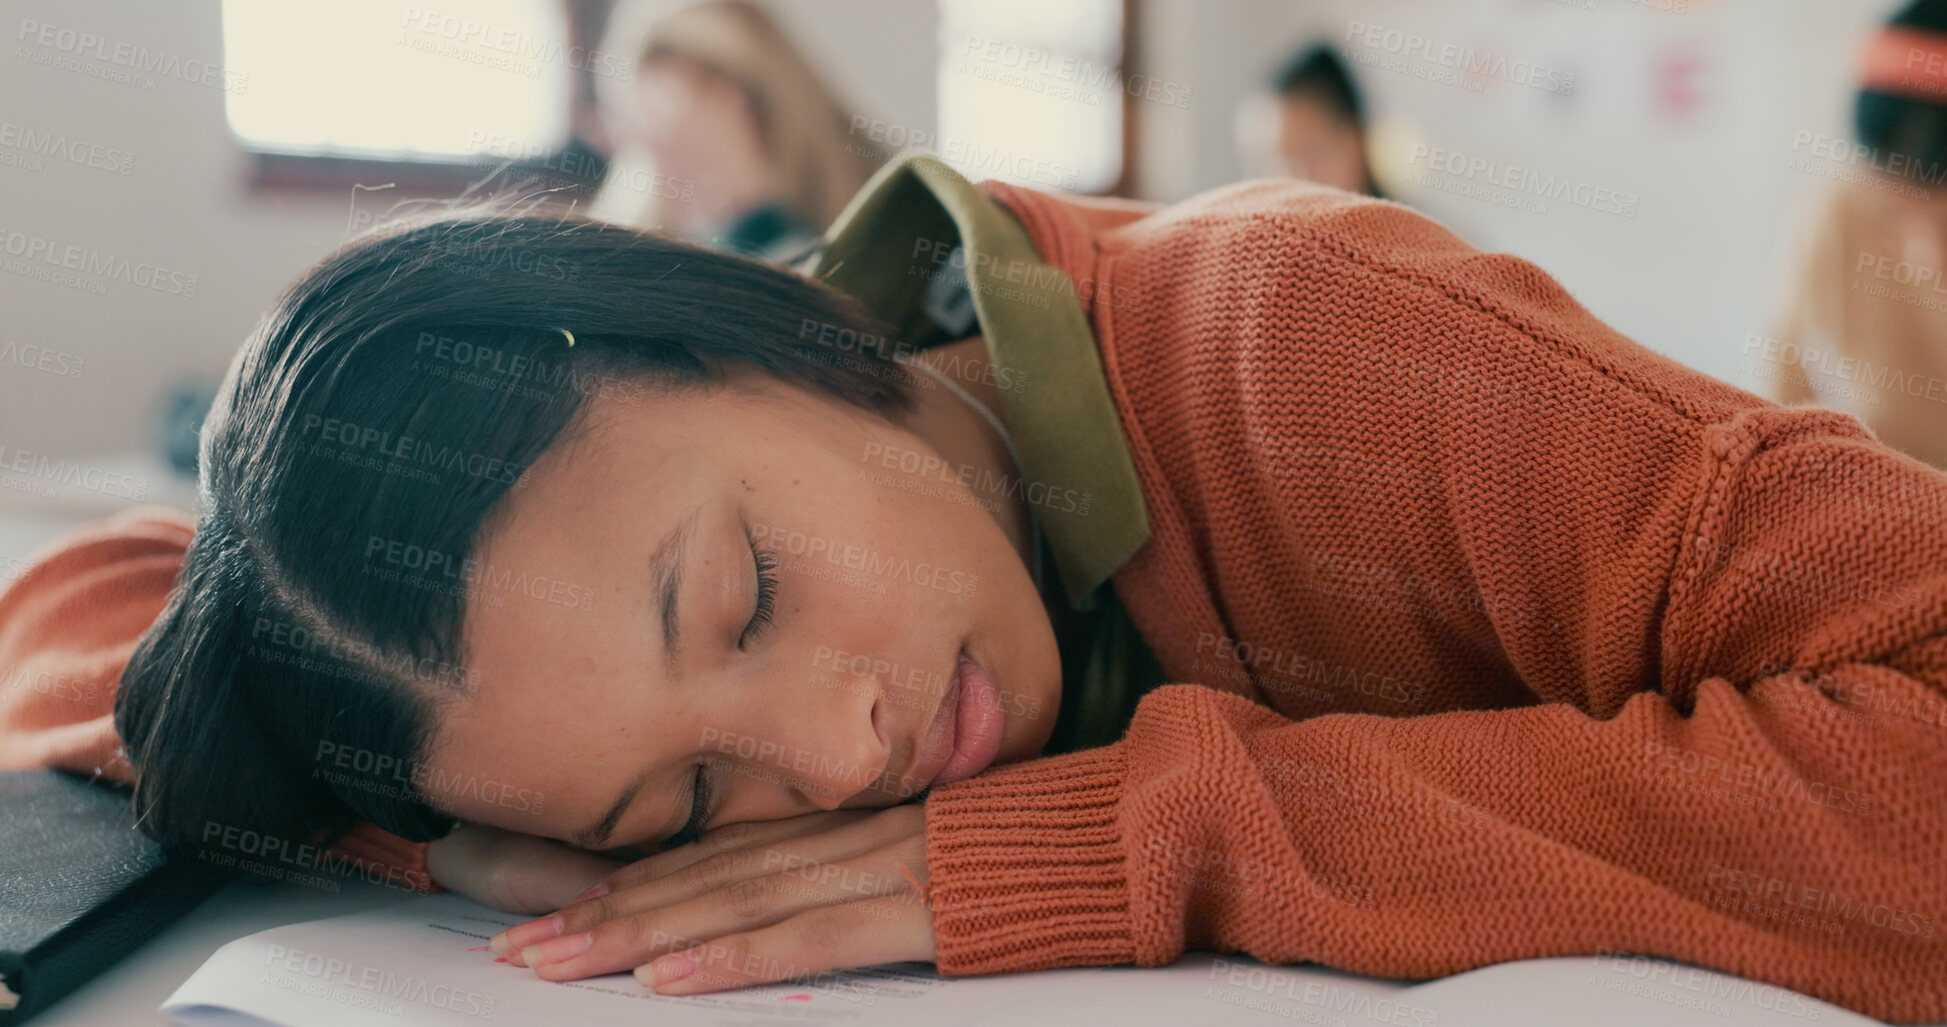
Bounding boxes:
[740,527,778,649]
[665,763,710,849]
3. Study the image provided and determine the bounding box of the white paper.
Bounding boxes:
[160,892,1890,1027]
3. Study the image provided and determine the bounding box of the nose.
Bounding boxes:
[751,661,891,811]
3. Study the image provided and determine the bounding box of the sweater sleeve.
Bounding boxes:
[923,190,1947,1024]
[928,663,1947,1022]
[0,506,443,894]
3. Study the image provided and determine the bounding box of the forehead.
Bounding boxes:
[416,374,873,828]
[419,393,704,831]
[1280,94,1344,129]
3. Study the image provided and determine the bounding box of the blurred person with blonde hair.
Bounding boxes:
[586,0,880,258]
[1766,0,1947,469]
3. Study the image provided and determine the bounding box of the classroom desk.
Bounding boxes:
[31,874,420,1026]
[3,496,1936,1027]
[29,873,1929,1027]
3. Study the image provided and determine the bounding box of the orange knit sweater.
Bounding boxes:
[924,177,1947,1023]
[2,177,1943,1022]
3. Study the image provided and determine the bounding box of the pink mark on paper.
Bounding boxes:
[780,994,812,1001]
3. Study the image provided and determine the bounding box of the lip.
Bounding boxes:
[911,647,1008,792]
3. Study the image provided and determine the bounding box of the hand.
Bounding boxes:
[486,804,935,995]
[425,822,625,915]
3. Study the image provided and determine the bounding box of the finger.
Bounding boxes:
[493,821,867,966]
[637,897,936,996]
[500,813,920,969]
[521,848,924,981]
[579,806,902,916]
[605,809,879,890]
[426,824,623,915]
[488,841,625,914]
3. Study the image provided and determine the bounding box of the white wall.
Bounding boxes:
[1133,0,1901,391]
[0,0,934,481]
[3,0,300,467]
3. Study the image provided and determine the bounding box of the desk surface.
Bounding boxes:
[30,875,1921,1027]
[32,875,421,1026]
[1,504,1930,1027]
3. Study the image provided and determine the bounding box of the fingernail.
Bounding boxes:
[523,930,594,967]
[640,948,699,990]
[571,882,609,904]
[491,914,564,959]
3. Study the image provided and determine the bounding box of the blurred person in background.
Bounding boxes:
[585,0,881,260]
[1236,43,1383,198]
[1766,0,1947,469]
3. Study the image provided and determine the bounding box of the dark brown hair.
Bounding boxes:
[114,199,914,860]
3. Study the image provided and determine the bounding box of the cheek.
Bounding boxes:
[748,416,1011,628]
[1335,137,1367,173]
[415,730,568,836]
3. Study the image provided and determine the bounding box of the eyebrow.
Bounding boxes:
[653,504,701,677]
[571,502,703,851]
[574,769,652,850]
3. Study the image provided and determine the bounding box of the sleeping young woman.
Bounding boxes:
[1,153,1943,1022]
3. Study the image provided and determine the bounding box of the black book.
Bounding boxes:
[0,770,230,1023]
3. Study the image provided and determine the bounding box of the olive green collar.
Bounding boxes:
[810,154,1150,611]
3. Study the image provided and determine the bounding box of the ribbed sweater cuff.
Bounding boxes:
[923,744,1135,975]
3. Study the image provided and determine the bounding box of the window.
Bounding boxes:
[224,0,571,159]
[223,0,607,194]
